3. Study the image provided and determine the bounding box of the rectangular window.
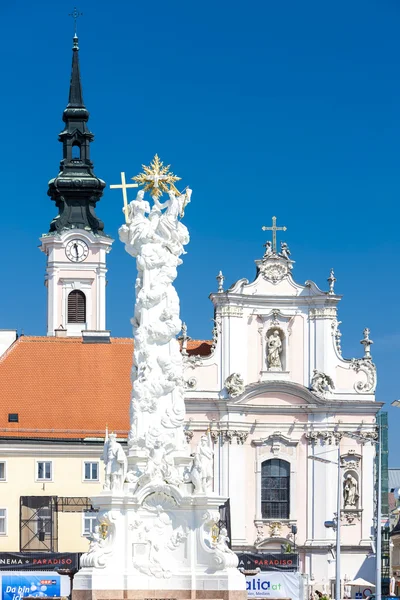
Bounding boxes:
[84,462,99,481]
[83,512,97,536]
[37,462,52,481]
[0,509,7,535]
[0,462,6,481]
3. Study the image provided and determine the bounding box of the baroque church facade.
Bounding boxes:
[0,30,381,598]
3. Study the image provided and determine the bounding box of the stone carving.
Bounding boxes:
[331,319,342,355]
[80,525,106,568]
[101,433,128,493]
[254,521,264,545]
[270,309,281,327]
[184,429,194,443]
[131,509,187,578]
[190,432,213,494]
[350,358,377,393]
[137,440,181,488]
[310,369,335,397]
[263,240,273,258]
[309,307,337,319]
[279,242,291,260]
[216,271,225,293]
[343,474,359,508]
[327,268,336,294]
[184,376,197,390]
[268,522,282,537]
[341,510,361,524]
[212,527,238,569]
[305,431,343,445]
[235,432,249,445]
[360,327,373,359]
[202,511,238,571]
[80,510,117,569]
[267,330,283,371]
[220,305,243,317]
[180,322,189,356]
[224,373,245,397]
[119,174,192,449]
[340,453,361,470]
[259,259,290,282]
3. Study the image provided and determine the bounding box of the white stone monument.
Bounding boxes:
[73,155,246,600]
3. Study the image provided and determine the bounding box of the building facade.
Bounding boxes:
[0,27,382,600]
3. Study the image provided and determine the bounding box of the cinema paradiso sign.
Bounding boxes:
[0,553,80,571]
[237,553,299,571]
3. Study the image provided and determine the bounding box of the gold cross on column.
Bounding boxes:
[262,216,287,254]
[110,172,138,224]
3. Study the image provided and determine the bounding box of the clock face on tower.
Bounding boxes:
[65,239,89,262]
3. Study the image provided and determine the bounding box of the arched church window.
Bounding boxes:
[261,458,290,519]
[68,290,86,323]
[72,143,81,159]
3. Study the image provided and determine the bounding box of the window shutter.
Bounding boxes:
[68,290,86,323]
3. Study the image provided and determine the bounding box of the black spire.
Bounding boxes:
[47,34,105,234]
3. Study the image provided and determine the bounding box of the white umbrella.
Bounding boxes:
[347,578,375,587]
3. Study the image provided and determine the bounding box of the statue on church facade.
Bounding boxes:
[224,372,245,397]
[267,330,283,371]
[279,242,291,260]
[310,369,335,397]
[101,433,128,493]
[343,474,359,508]
[190,432,213,493]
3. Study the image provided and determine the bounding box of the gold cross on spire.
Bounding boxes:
[262,216,287,253]
[110,172,138,224]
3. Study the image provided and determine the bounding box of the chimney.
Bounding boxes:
[55,325,67,338]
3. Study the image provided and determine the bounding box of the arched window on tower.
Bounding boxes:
[68,290,86,323]
[261,458,290,519]
[72,142,81,160]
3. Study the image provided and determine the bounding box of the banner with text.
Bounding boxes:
[1,574,60,600]
[246,571,301,600]
[238,553,298,571]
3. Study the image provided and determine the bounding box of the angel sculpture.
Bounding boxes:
[310,369,335,396]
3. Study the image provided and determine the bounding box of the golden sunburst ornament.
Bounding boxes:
[132,154,181,199]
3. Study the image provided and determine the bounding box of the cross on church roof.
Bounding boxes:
[69,7,83,36]
[262,216,287,253]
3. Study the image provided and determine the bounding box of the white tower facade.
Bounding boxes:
[41,34,113,337]
[40,230,113,336]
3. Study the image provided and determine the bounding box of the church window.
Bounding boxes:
[261,458,290,519]
[72,142,81,159]
[84,462,99,481]
[68,290,86,323]
[0,509,7,535]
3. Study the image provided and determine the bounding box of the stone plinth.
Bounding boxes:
[73,485,246,600]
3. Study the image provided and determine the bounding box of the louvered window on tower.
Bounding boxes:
[68,290,86,323]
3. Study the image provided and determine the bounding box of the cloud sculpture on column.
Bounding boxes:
[73,156,245,600]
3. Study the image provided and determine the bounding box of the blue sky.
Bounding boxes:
[2,0,400,463]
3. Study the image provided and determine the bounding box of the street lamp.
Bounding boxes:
[309,446,341,600]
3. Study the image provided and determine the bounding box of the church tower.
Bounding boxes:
[40,33,112,337]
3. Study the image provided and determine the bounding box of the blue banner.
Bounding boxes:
[2,575,60,600]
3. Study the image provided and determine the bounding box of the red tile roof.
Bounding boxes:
[0,336,211,440]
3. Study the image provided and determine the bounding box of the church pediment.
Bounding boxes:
[230,380,325,406]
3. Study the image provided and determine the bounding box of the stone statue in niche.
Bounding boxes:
[343,474,359,508]
[101,433,128,493]
[267,330,283,371]
[190,432,213,493]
